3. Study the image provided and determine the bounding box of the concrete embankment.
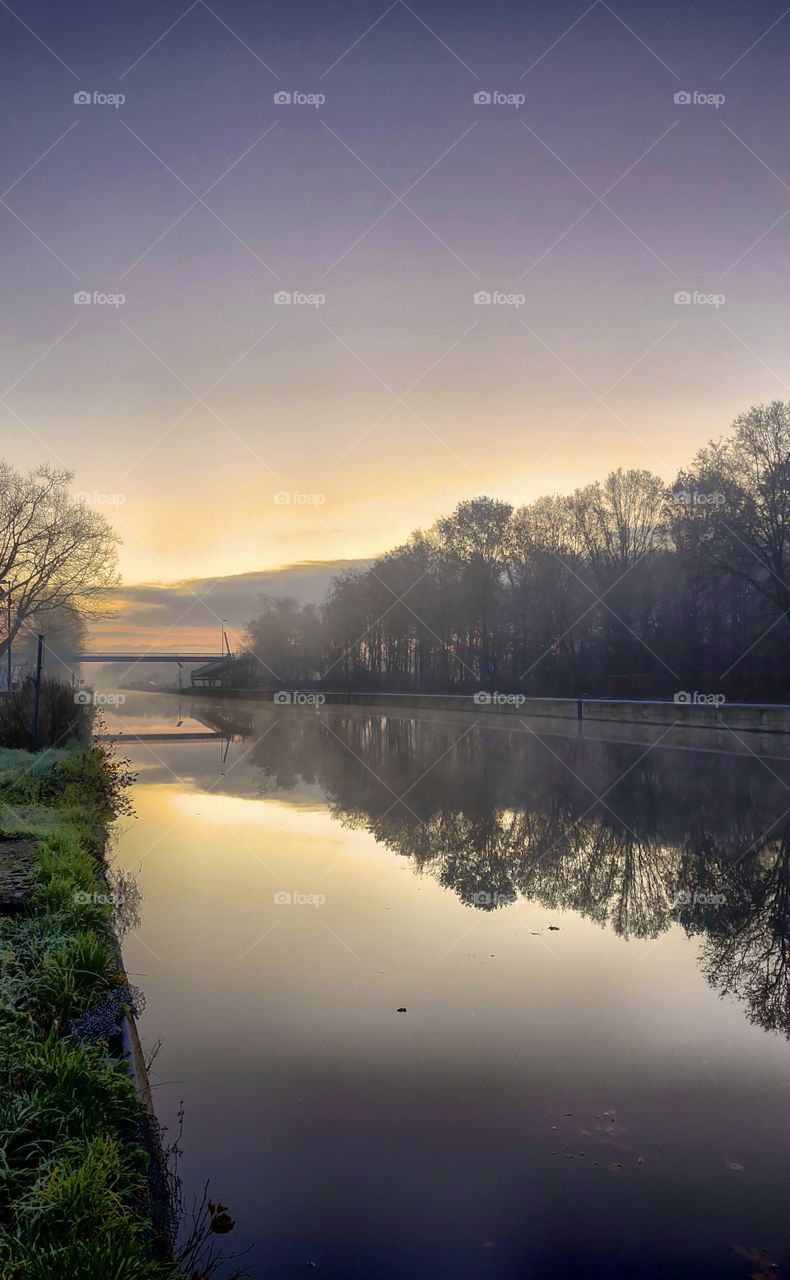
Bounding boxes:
[177,687,790,734]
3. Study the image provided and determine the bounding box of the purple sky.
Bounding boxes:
[2,0,789,640]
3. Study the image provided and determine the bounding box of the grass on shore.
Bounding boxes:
[0,743,171,1280]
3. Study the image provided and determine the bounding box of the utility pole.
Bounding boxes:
[0,581,10,693]
[32,634,44,751]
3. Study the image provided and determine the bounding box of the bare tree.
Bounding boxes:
[0,464,119,661]
[675,401,790,627]
[435,496,513,681]
[507,495,591,691]
[571,469,667,572]
[569,469,667,675]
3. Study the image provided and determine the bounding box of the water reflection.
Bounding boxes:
[106,694,790,1278]
[186,704,790,1041]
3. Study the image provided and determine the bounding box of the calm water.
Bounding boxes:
[107,692,790,1279]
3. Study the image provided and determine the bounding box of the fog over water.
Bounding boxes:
[105,692,790,1279]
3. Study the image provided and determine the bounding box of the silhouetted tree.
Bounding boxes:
[0,465,119,671]
[246,402,790,700]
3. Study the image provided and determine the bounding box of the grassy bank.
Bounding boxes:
[0,743,172,1280]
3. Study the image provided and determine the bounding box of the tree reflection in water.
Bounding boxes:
[199,706,790,1040]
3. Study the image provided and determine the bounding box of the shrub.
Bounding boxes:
[0,676,84,752]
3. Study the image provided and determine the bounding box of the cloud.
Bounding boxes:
[90,558,370,652]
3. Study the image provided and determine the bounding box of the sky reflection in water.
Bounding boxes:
[110,693,790,1279]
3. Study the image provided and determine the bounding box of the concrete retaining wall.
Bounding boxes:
[182,687,790,734]
[581,698,790,734]
[313,691,578,719]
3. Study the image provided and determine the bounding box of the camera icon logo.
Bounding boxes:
[473,890,492,905]
[273,890,293,904]
[274,291,292,305]
[474,91,492,105]
[273,690,293,704]
[74,291,92,305]
[674,91,692,105]
[673,691,691,704]
[473,291,492,305]
[273,490,292,504]
[74,90,92,105]
[473,691,492,704]
[673,291,691,305]
[274,91,292,104]
[73,690,92,705]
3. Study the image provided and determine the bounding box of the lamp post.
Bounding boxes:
[0,581,10,694]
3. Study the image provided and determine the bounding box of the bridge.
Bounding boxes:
[63,653,221,664]
[96,731,225,743]
[59,649,259,689]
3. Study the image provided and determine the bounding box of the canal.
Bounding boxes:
[107,691,790,1279]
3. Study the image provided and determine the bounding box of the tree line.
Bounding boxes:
[246,401,790,699]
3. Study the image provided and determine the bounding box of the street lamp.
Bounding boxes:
[0,581,10,694]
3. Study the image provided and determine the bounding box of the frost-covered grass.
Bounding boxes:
[0,745,171,1279]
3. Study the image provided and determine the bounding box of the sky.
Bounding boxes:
[2,0,790,642]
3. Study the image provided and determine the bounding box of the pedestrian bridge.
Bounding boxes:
[63,650,259,689]
[64,653,221,664]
